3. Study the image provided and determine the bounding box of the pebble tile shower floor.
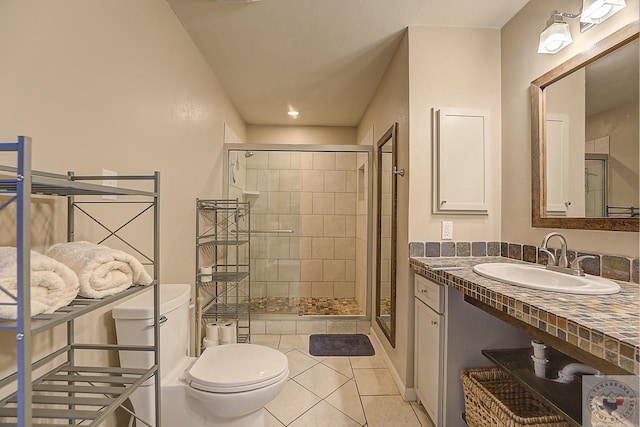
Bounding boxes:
[250,297,364,315]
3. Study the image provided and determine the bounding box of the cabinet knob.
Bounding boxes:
[420,289,429,293]
[431,320,438,325]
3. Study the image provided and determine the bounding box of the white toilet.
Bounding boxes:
[112,283,288,427]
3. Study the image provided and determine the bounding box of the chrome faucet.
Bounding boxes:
[541,232,568,268]
[540,232,594,276]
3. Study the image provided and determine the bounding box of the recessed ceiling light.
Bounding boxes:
[288,111,299,117]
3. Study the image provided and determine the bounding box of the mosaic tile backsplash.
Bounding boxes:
[409,240,639,284]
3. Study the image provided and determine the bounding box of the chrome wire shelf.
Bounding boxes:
[1,137,161,427]
[0,285,150,333]
[196,199,251,353]
[0,165,158,198]
[202,302,250,318]
[0,356,156,426]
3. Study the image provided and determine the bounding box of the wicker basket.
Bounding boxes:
[460,368,569,427]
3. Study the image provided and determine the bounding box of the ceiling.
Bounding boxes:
[166,0,529,127]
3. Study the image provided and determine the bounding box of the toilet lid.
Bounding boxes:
[187,344,288,393]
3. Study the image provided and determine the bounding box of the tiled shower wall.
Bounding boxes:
[239,151,365,305]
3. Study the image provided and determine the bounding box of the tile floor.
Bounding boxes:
[251,334,436,427]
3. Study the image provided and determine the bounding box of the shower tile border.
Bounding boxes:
[251,319,371,336]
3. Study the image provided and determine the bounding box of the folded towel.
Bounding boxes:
[45,241,153,298]
[0,247,80,320]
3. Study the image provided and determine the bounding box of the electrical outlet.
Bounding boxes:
[441,221,453,240]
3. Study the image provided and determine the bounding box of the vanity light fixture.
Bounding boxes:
[580,0,626,24]
[538,11,576,54]
[537,0,626,54]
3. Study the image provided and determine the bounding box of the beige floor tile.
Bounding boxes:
[297,346,329,362]
[410,401,436,427]
[325,379,366,425]
[294,363,350,398]
[265,379,321,425]
[265,408,286,427]
[251,334,281,348]
[285,348,319,377]
[322,356,353,378]
[279,334,310,349]
[289,401,361,427]
[353,368,399,395]
[350,352,387,369]
[360,395,422,427]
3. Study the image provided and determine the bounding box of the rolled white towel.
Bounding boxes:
[0,247,80,320]
[45,241,153,298]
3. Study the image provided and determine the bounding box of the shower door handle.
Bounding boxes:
[393,167,405,177]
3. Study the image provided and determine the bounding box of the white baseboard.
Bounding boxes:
[369,328,417,402]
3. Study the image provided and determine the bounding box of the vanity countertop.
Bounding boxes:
[410,256,639,375]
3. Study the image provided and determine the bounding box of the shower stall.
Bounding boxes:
[225,145,372,319]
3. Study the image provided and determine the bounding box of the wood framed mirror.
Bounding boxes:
[531,20,639,232]
[375,123,398,348]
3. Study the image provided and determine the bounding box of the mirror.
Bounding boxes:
[531,21,639,231]
[376,123,398,348]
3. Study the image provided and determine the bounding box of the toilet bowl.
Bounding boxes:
[112,284,288,427]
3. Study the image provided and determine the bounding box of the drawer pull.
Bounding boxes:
[431,320,438,325]
[420,289,429,293]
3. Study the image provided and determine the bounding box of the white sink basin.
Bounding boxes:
[472,263,620,295]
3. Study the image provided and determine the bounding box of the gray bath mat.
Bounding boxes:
[309,334,375,357]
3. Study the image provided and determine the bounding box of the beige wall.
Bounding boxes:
[247,125,357,145]
[501,0,639,257]
[408,26,503,243]
[357,24,503,396]
[357,31,411,394]
[0,1,245,423]
[0,0,246,277]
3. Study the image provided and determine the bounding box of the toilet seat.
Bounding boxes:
[187,344,288,393]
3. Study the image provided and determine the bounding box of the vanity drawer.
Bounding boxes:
[415,274,444,313]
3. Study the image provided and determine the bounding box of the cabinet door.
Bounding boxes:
[415,300,442,424]
[433,107,489,213]
[545,114,570,214]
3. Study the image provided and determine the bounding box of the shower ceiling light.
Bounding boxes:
[538,12,574,54]
[581,0,626,24]
[288,111,299,118]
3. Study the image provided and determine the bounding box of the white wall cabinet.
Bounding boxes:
[414,273,530,426]
[432,107,489,214]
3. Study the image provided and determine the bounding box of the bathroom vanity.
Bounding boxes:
[411,256,639,427]
[414,273,530,427]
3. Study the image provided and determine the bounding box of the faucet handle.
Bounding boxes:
[570,255,595,275]
[539,248,556,266]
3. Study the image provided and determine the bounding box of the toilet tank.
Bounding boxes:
[112,283,191,376]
